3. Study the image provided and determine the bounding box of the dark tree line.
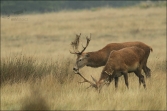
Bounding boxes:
[0,0,162,15]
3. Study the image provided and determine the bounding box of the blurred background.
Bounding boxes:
[1,0,166,15]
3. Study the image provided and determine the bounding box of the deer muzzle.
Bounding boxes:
[73,67,79,73]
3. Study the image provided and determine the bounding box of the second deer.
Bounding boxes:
[81,46,147,92]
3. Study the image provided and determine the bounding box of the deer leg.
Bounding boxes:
[139,75,146,88]
[114,77,119,88]
[146,66,151,77]
[134,70,146,88]
[134,71,141,87]
[143,66,151,78]
[123,73,129,89]
[142,58,151,78]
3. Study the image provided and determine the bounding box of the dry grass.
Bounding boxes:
[1,6,166,110]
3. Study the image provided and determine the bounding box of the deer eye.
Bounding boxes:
[79,59,82,61]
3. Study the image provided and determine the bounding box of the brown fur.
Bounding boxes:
[93,46,146,92]
[74,41,152,78]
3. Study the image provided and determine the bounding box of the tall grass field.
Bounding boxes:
[1,5,166,110]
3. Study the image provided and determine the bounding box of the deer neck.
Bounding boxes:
[86,51,108,67]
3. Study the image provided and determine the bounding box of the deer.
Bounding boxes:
[70,34,153,84]
[78,46,147,92]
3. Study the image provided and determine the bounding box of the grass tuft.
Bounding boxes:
[1,54,74,85]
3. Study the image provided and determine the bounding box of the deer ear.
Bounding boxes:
[85,53,90,57]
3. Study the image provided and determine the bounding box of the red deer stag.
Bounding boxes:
[70,34,153,81]
[79,46,147,92]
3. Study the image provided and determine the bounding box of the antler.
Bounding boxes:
[76,72,97,89]
[70,33,81,54]
[79,34,91,54]
[70,33,91,55]
[76,72,107,92]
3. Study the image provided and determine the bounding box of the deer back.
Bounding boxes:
[103,46,145,75]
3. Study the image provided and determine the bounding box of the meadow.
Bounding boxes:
[1,5,166,110]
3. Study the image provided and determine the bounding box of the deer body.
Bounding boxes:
[70,34,151,91]
[94,46,146,91]
[74,41,152,78]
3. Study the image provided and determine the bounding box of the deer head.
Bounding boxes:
[70,33,91,73]
[89,70,114,92]
[72,69,111,93]
[77,71,110,93]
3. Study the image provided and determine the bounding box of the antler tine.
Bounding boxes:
[70,33,91,55]
[70,33,82,54]
[76,33,81,37]
[76,72,97,88]
[91,75,97,84]
[88,33,91,40]
[79,34,91,54]
[69,50,80,54]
